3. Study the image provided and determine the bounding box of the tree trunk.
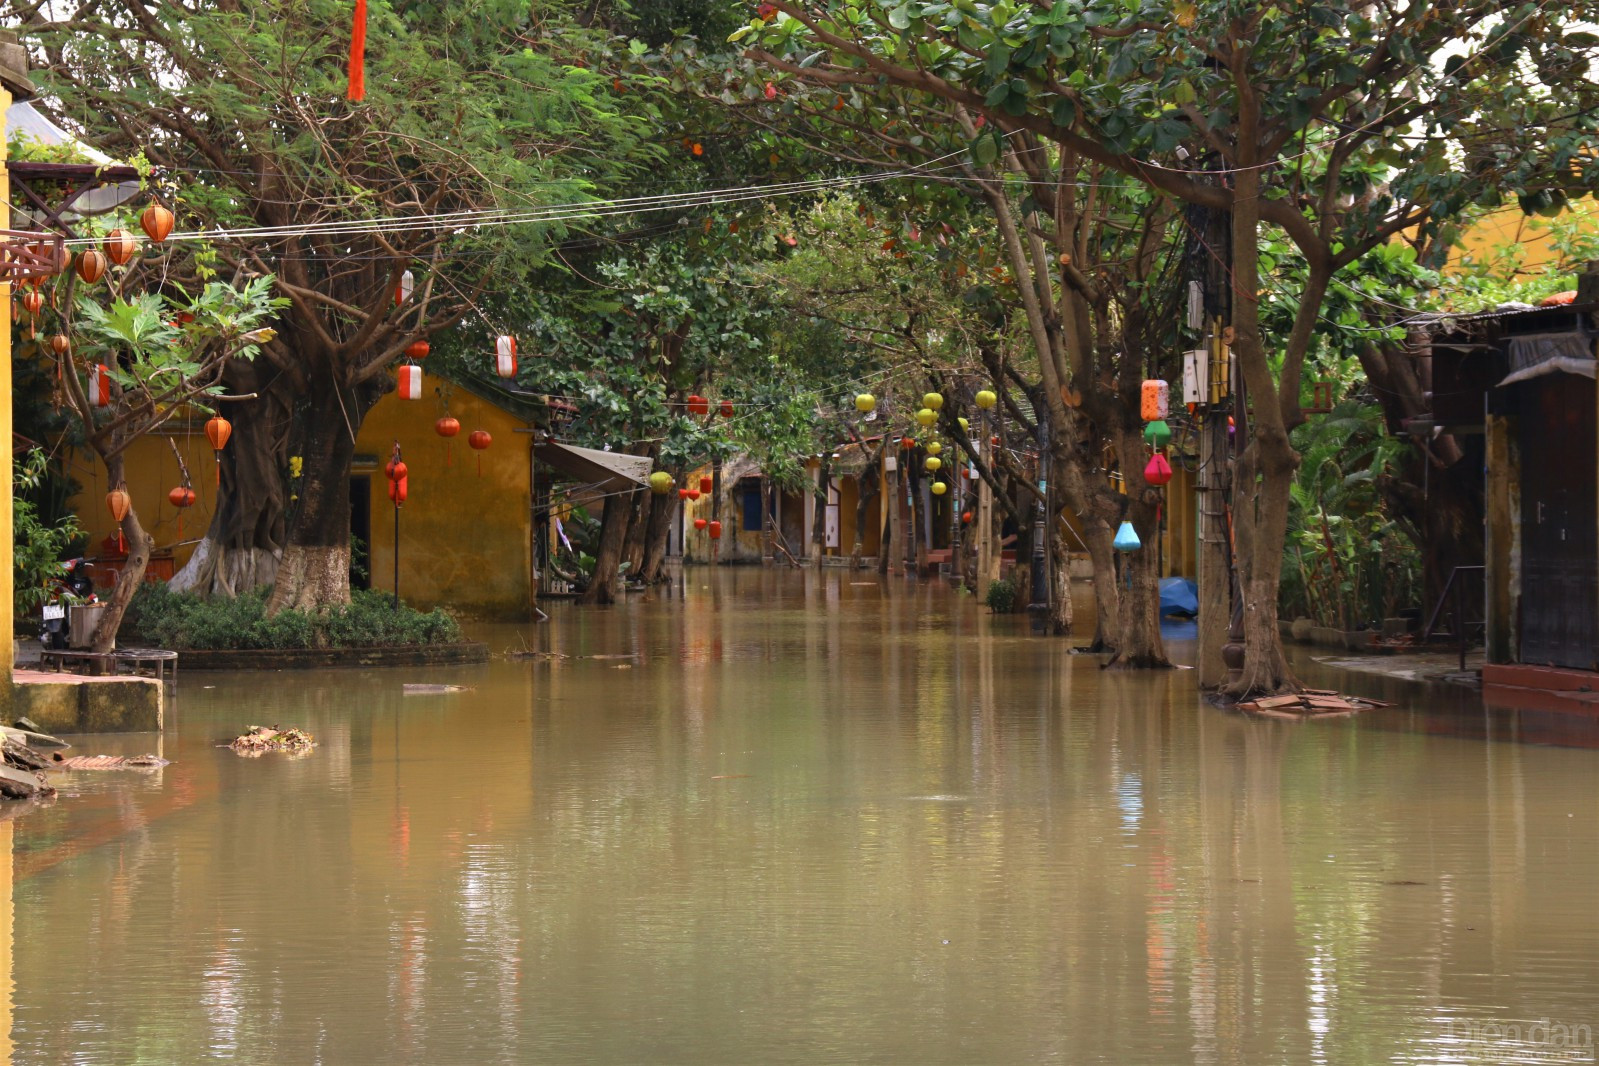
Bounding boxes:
[1048,523,1073,634]
[169,361,291,598]
[90,455,151,655]
[881,466,901,575]
[578,489,634,605]
[622,490,649,578]
[811,459,830,563]
[266,371,386,616]
[639,488,677,584]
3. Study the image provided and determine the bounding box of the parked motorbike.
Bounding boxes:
[39,558,97,651]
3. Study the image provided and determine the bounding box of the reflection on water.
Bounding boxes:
[6,569,1599,1064]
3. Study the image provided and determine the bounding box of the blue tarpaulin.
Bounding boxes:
[1159,577,1199,618]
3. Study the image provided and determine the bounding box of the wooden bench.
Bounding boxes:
[38,648,179,684]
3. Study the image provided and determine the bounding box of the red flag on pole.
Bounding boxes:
[347,0,367,102]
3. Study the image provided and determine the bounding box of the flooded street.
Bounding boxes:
[6,570,1598,1064]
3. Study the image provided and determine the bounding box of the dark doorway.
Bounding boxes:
[350,475,372,591]
[1517,375,1597,669]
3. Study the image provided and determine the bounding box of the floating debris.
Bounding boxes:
[229,725,316,758]
[402,684,469,695]
[53,754,169,772]
[1239,689,1391,720]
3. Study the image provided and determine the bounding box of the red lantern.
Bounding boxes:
[694,518,708,530]
[901,437,915,449]
[678,488,690,500]
[406,340,429,360]
[708,520,722,540]
[718,399,734,418]
[104,228,138,266]
[688,489,700,501]
[468,429,491,476]
[699,475,713,495]
[169,485,196,540]
[140,202,175,243]
[687,394,709,417]
[397,364,423,400]
[75,249,108,285]
[90,364,111,408]
[961,511,973,524]
[494,335,517,378]
[435,416,459,466]
[205,413,232,486]
[1144,452,1173,487]
[395,269,414,306]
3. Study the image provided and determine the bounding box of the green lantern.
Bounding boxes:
[1143,419,1172,448]
[648,471,673,495]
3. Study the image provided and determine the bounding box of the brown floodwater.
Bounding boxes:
[2,569,1597,1064]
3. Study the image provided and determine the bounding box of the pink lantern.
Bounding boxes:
[398,364,423,400]
[495,335,517,378]
[395,269,414,306]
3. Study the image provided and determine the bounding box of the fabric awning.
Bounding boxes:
[533,441,651,492]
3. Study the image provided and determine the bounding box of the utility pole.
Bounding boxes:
[977,408,994,590]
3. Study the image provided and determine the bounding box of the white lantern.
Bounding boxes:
[395,269,414,306]
[495,335,518,379]
[398,364,423,400]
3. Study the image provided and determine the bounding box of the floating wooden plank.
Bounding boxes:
[1256,695,1304,710]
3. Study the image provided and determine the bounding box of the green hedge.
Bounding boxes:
[128,585,463,650]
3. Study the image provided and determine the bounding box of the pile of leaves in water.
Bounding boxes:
[229,725,316,758]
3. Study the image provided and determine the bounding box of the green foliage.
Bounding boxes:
[1279,401,1420,628]
[984,578,1017,614]
[127,585,463,650]
[13,450,85,617]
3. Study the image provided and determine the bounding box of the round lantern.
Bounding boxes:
[405,340,430,360]
[855,393,876,413]
[649,471,673,495]
[975,389,997,410]
[1144,452,1173,487]
[205,414,232,451]
[925,456,942,473]
[20,289,43,315]
[1143,419,1172,448]
[678,488,690,500]
[699,475,713,495]
[1113,520,1142,553]
[49,334,69,356]
[395,269,414,307]
[75,249,108,285]
[694,518,708,531]
[386,460,409,483]
[961,511,973,524]
[687,394,710,417]
[958,417,969,432]
[688,489,701,501]
[468,429,492,476]
[931,481,947,496]
[140,202,175,243]
[925,440,942,456]
[923,392,944,411]
[104,228,138,266]
[719,399,734,418]
[90,363,112,408]
[1140,379,1170,421]
[900,436,915,449]
[397,364,423,400]
[494,335,517,379]
[708,520,722,540]
[915,407,936,427]
[435,416,460,438]
[168,486,195,509]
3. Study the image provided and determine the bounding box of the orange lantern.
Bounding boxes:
[435,415,459,465]
[106,487,131,551]
[20,289,43,315]
[49,334,69,356]
[205,413,232,486]
[708,520,722,540]
[901,436,915,449]
[104,228,139,266]
[405,340,429,360]
[397,364,423,400]
[699,475,713,495]
[687,395,709,417]
[494,335,517,378]
[961,511,973,524]
[75,249,108,285]
[169,485,195,539]
[694,518,708,530]
[140,203,175,242]
[468,429,491,476]
[1140,379,1169,421]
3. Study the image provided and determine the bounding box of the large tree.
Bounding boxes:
[18,0,653,611]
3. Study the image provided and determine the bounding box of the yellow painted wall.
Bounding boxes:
[65,422,215,571]
[358,383,534,620]
[1450,200,1599,278]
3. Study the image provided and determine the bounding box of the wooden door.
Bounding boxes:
[1518,376,1598,668]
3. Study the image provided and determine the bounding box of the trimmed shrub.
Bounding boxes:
[127,584,462,650]
[984,579,1017,614]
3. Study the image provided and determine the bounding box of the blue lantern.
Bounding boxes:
[1112,520,1142,553]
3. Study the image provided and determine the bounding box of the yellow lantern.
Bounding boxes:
[974,389,997,409]
[958,417,969,432]
[925,440,942,456]
[931,481,948,495]
[855,393,876,413]
[649,471,673,495]
[923,392,944,411]
[915,407,936,427]
[925,456,942,472]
